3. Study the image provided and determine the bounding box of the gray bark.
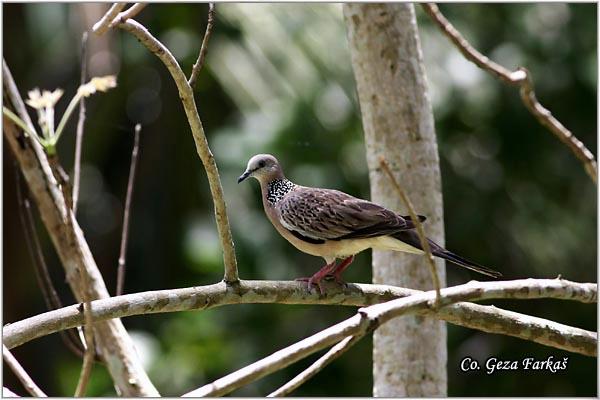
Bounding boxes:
[344,4,447,396]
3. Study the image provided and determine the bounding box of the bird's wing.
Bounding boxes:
[277,187,418,241]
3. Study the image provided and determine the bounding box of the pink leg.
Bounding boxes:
[329,255,355,286]
[295,261,337,294]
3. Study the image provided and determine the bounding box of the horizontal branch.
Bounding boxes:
[183,278,596,396]
[3,279,596,357]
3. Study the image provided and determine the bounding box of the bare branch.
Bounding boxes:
[421,3,597,184]
[3,61,159,396]
[116,123,141,296]
[184,315,368,397]
[379,156,442,303]
[92,3,126,36]
[3,387,20,397]
[72,31,88,215]
[73,345,94,397]
[61,163,95,397]
[268,334,363,397]
[115,18,239,282]
[14,164,87,358]
[188,3,215,88]
[4,279,596,358]
[109,3,147,28]
[3,345,47,397]
[183,278,597,397]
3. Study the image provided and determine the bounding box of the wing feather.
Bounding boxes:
[277,187,416,241]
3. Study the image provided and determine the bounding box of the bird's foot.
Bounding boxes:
[326,274,348,288]
[295,276,327,294]
[324,255,354,290]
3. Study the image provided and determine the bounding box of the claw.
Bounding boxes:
[295,260,337,294]
[332,274,348,288]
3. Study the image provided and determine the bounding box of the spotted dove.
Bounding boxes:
[238,154,501,293]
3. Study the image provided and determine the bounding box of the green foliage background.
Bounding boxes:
[3,3,597,396]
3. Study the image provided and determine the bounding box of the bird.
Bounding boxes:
[238,154,501,293]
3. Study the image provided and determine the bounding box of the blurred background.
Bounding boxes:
[3,3,596,396]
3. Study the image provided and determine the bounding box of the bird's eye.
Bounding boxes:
[258,160,266,168]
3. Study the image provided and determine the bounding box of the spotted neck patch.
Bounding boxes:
[267,179,295,205]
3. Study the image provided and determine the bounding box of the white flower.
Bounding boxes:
[25,88,63,110]
[78,75,117,97]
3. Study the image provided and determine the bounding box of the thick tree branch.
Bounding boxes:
[3,61,159,396]
[4,279,596,357]
[183,278,596,397]
[3,345,47,397]
[114,18,239,282]
[421,3,597,184]
[188,3,215,88]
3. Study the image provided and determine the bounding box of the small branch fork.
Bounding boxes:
[421,3,597,184]
[3,345,47,397]
[379,156,442,304]
[268,334,363,397]
[93,3,239,283]
[183,278,596,397]
[116,123,141,296]
[91,3,125,35]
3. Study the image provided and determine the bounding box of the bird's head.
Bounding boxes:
[238,154,284,184]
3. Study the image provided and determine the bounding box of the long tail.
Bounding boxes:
[392,230,502,278]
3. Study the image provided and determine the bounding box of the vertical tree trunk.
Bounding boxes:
[343,4,447,396]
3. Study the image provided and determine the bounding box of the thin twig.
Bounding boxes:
[183,278,596,397]
[379,156,442,304]
[92,3,126,35]
[116,18,239,282]
[421,3,597,184]
[268,334,364,397]
[72,32,88,216]
[3,345,47,397]
[73,343,94,396]
[5,279,595,358]
[116,123,141,296]
[109,3,147,28]
[14,163,87,358]
[188,3,215,88]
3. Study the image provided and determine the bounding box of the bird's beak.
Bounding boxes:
[238,170,251,183]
